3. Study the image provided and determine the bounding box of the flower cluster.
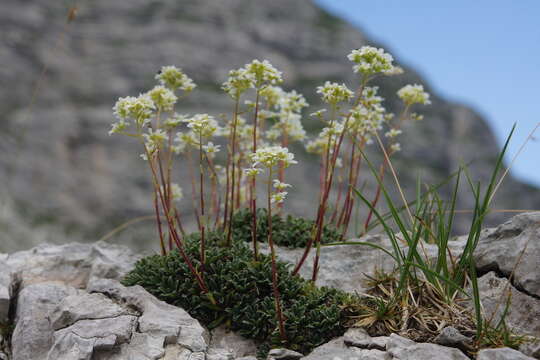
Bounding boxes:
[162,183,184,202]
[316,81,354,105]
[155,65,196,92]
[111,94,155,133]
[262,87,308,143]
[222,59,283,98]
[183,114,219,138]
[348,87,388,141]
[249,146,297,169]
[305,122,344,155]
[347,46,395,75]
[271,179,291,204]
[397,84,431,105]
[147,85,178,111]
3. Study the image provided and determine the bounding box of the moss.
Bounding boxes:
[231,208,342,248]
[122,230,353,354]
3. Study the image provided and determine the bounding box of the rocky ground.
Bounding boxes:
[0,212,539,359]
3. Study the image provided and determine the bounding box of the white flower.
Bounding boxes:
[244,59,283,87]
[397,84,431,105]
[411,112,424,121]
[202,142,221,154]
[175,131,198,150]
[222,69,253,98]
[273,179,291,191]
[310,109,327,118]
[347,46,395,75]
[349,99,386,138]
[390,143,401,153]
[162,183,183,202]
[143,128,167,151]
[385,129,402,138]
[113,94,155,124]
[244,167,263,177]
[385,66,404,76]
[249,146,297,168]
[265,127,281,141]
[155,65,196,92]
[183,114,219,138]
[271,192,288,204]
[316,81,354,104]
[147,86,177,111]
[113,96,137,120]
[164,113,187,129]
[279,90,308,113]
[260,86,285,108]
[108,120,128,135]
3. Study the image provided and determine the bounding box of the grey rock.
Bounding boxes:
[0,258,13,324]
[343,328,388,350]
[476,212,540,297]
[11,282,78,360]
[5,241,139,289]
[477,347,535,360]
[471,271,540,339]
[209,325,257,358]
[520,340,540,359]
[267,348,303,360]
[434,326,472,349]
[303,337,390,360]
[49,291,135,330]
[269,234,466,293]
[87,278,209,352]
[121,332,166,359]
[235,357,258,360]
[206,349,234,360]
[386,334,469,360]
[51,314,137,347]
[161,345,194,360]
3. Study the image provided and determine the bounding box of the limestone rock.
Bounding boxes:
[11,282,78,360]
[0,258,13,324]
[49,291,135,330]
[303,337,390,360]
[476,212,540,297]
[47,315,138,359]
[386,334,469,360]
[520,340,540,359]
[267,348,303,359]
[209,325,257,358]
[434,326,472,350]
[4,241,139,291]
[477,347,535,360]
[472,271,540,340]
[343,328,388,350]
[87,278,209,352]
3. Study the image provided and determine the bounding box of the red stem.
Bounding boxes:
[250,90,261,260]
[267,169,287,341]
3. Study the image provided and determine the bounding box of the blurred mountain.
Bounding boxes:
[1,0,538,252]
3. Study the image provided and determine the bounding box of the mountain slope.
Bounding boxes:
[1,0,538,251]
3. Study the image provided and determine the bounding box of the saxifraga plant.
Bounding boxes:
[109,46,531,355]
[108,46,431,343]
[231,208,341,248]
[122,233,350,353]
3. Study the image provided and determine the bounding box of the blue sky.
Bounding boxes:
[316,0,540,186]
